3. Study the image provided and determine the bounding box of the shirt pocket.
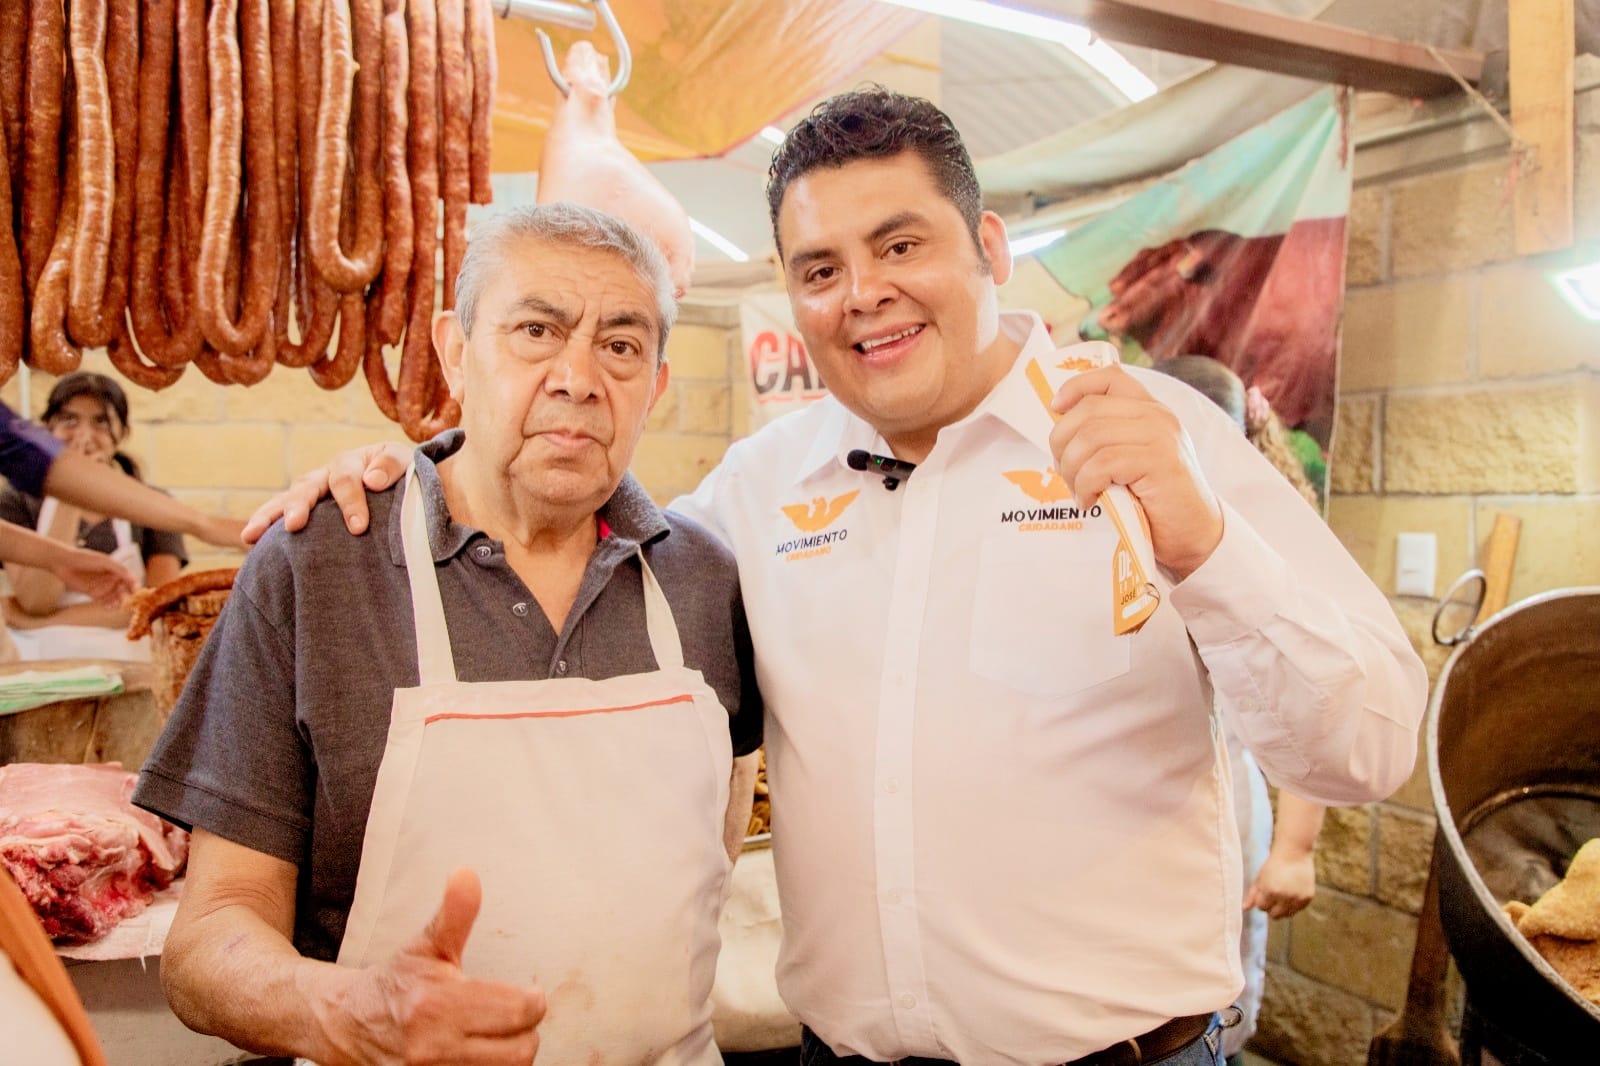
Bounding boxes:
[969,532,1132,698]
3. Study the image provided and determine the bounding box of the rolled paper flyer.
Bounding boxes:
[1024,346,1160,636]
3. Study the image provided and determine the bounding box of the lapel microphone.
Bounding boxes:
[847,449,917,491]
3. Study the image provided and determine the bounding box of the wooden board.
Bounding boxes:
[1476,512,1523,624]
[1509,0,1575,255]
[1030,0,1483,97]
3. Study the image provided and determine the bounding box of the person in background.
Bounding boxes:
[0,392,241,663]
[1241,381,1320,509]
[0,374,188,660]
[1152,355,1327,1063]
[0,392,244,552]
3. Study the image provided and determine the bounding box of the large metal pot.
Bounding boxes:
[1427,587,1600,1059]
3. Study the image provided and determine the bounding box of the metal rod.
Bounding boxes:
[495,0,595,32]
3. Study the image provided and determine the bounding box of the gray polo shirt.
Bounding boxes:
[134,431,761,962]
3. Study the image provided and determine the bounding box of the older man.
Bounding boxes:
[134,204,761,1065]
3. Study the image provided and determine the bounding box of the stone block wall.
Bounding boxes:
[1252,102,1600,1064]
[634,301,746,504]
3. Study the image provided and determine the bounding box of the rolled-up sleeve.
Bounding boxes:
[1164,393,1428,806]
[0,404,64,498]
[133,538,311,863]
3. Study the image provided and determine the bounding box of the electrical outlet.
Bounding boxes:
[1395,532,1437,597]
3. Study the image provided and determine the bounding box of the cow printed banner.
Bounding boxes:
[1037,87,1353,509]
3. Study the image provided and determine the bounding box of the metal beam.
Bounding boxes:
[1027,0,1483,97]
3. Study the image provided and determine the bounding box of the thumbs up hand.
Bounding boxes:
[410,866,487,966]
[312,868,547,1066]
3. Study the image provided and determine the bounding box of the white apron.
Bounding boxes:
[10,497,149,662]
[331,466,733,1065]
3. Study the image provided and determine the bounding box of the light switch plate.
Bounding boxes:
[1395,532,1437,597]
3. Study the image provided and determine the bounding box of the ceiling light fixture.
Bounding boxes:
[758,126,787,146]
[878,0,1156,102]
[1551,261,1600,322]
[688,217,751,262]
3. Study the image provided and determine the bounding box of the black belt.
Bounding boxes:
[1065,1012,1214,1066]
[801,1012,1216,1066]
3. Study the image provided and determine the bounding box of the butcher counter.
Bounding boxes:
[0,658,162,768]
[0,657,255,1065]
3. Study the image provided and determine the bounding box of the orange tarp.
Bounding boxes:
[488,0,922,170]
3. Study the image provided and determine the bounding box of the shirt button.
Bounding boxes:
[886,889,902,904]
[555,660,569,676]
[899,994,917,1010]
[474,545,492,561]
[511,602,529,617]
[884,778,900,794]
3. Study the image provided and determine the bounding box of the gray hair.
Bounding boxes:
[453,202,678,360]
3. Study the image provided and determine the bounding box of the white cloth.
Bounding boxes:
[10,497,149,662]
[1223,731,1273,1057]
[711,845,802,1051]
[332,465,733,1065]
[672,311,1425,1064]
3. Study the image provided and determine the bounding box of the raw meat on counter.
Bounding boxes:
[0,762,188,943]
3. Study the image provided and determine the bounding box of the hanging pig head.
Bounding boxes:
[537,42,696,297]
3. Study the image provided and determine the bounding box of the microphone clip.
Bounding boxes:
[847,449,917,491]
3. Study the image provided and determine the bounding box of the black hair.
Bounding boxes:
[766,87,985,260]
[1150,356,1246,432]
[41,371,142,480]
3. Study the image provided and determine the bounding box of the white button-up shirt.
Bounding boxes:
[673,312,1426,1065]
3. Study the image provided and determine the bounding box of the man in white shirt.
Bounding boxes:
[253,88,1427,1066]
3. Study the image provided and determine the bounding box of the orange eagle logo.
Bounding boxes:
[1056,355,1103,372]
[1003,469,1074,503]
[781,490,861,532]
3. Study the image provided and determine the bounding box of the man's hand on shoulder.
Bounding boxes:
[244,442,411,545]
[312,868,547,1066]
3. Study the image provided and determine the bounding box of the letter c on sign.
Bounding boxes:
[749,331,782,394]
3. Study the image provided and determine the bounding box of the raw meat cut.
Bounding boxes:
[0,762,187,943]
[537,41,695,297]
